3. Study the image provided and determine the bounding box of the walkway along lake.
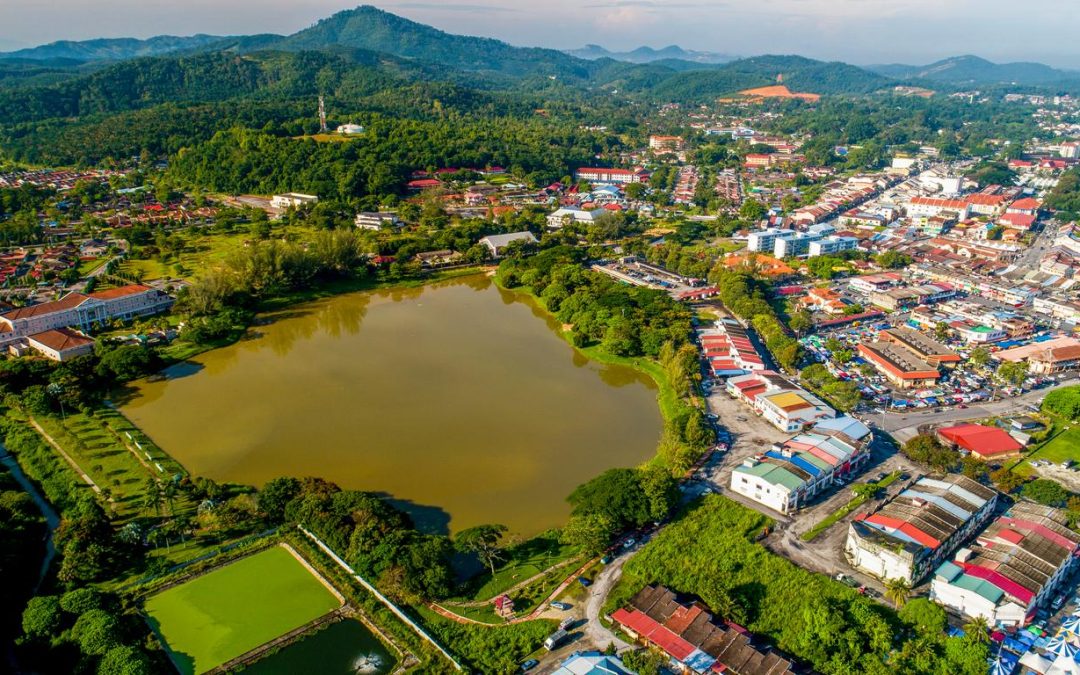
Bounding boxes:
[119,275,663,536]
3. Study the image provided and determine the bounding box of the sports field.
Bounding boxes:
[145,545,342,675]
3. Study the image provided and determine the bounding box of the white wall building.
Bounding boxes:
[270,193,319,209]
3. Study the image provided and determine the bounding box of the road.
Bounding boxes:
[1007,219,1061,280]
[582,544,636,654]
[875,377,1077,442]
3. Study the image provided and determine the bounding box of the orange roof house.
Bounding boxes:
[723,253,794,278]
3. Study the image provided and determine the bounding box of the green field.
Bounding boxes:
[145,545,342,675]
[1030,425,1080,464]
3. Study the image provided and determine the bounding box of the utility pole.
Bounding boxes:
[318,96,328,133]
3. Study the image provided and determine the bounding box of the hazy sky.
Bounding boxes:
[1,0,1077,67]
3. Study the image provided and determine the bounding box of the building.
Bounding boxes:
[726,371,835,432]
[906,196,971,220]
[354,212,401,231]
[845,475,999,583]
[849,273,903,295]
[1007,198,1042,217]
[546,207,600,229]
[996,336,1080,374]
[648,135,684,152]
[964,193,1009,217]
[335,123,364,135]
[746,228,795,253]
[808,236,858,257]
[797,287,847,315]
[937,424,1024,460]
[0,285,173,346]
[731,416,872,513]
[699,320,765,377]
[772,226,834,258]
[857,341,941,389]
[930,502,1080,626]
[878,328,961,368]
[1033,298,1080,326]
[551,652,633,675]
[478,231,538,257]
[612,585,798,675]
[26,328,95,362]
[574,167,646,185]
[270,193,319,209]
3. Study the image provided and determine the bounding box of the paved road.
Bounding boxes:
[583,544,637,653]
[874,377,1077,442]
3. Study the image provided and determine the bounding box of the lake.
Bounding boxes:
[120,274,662,536]
[242,620,396,675]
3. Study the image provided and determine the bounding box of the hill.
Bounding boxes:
[567,44,734,64]
[271,5,592,81]
[636,55,891,101]
[868,55,1080,87]
[0,34,226,62]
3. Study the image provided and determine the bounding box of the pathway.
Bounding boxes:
[583,543,638,653]
[28,417,101,494]
[443,555,583,609]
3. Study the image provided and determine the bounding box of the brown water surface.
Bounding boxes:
[120,275,662,535]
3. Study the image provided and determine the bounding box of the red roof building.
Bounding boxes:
[937,424,1023,459]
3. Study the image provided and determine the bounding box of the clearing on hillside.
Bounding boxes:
[145,544,343,675]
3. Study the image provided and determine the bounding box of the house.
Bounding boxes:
[354,212,401,231]
[413,250,463,268]
[797,287,847,315]
[612,585,798,675]
[857,340,941,389]
[1007,198,1042,216]
[905,196,970,220]
[270,193,319,209]
[845,475,999,584]
[648,135,684,152]
[731,416,872,513]
[25,328,95,362]
[546,207,600,229]
[478,231,538,258]
[930,502,1080,626]
[997,336,1080,375]
[937,424,1023,460]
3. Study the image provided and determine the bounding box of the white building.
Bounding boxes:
[845,475,999,584]
[774,231,824,258]
[478,231,538,257]
[270,193,319,209]
[808,236,859,257]
[929,502,1080,627]
[26,328,95,362]
[354,212,401,231]
[335,123,364,135]
[746,228,795,253]
[726,371,835,432]
[546,207,600,229]
[0,285,173,346]
[905,196,971,220]
[730,416,871,514]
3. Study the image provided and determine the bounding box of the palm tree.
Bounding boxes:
[142,479,163,516]
[963,615,990,643]
[885,577,911,609]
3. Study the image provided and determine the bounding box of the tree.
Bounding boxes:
[899,597,947,635]
[60,587,103,614]
[885,577,911,609]
[97,645,153,675]
[71,608,120,655]
[934,322,951,342]
[989,467,1026,494]
[963,615,990,644]
[257,476,301,523]
[738,198,766,223]
[560,513,615,556]
[876,251,912,269]
[456,524,508,576]
[639,465,679,523]
[902,434,959,472]
[789,311,812,335]
[568,468,651,529]
[21,595,62,638]
[969,347,991,369]
[1022,478,1069,507]
[998,360,1028,387]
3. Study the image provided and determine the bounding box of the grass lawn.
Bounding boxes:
[145,545,342,675]
[457,531,579,602]
[76,257,109,276]
[1026,425,1080,465]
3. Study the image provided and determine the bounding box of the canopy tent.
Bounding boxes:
[1047,636,1079,659]
[1064,616,1080,635]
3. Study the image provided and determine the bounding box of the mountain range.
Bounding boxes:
[566,44,735,65]
[867,55,1080,88]
[1,3,1078,123]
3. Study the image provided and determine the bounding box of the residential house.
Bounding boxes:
[478,232,538,258]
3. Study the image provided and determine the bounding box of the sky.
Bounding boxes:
[0,0,1077,67]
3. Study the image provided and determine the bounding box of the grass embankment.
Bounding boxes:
[454,531,579,603]
[800,471,901,542]
[145,545,342,675]
[413,605,554,674]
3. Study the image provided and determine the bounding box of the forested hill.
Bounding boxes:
[271,5,594,81]
[868,55,1079,87]
[0,35,226,62]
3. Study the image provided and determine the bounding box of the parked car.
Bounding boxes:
[521,659,539,672]
[559,617,575,631]
[550,601,571,611]
[622,538,637,550]
[578,577,592,588]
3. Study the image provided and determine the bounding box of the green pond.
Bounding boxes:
[243,620,396,675]
[120,275,662,535]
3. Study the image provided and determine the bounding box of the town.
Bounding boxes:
[3,5,1080,675]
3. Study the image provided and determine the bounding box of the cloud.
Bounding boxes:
[390,2,520,11]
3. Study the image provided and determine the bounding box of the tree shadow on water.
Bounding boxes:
[371,493,451,536]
